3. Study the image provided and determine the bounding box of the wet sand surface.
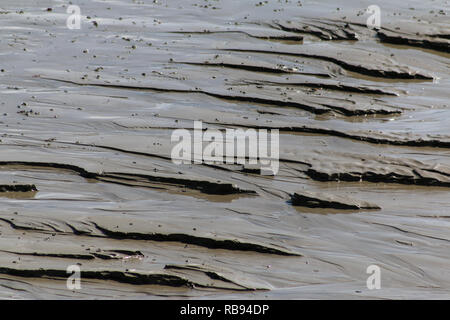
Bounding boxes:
[0,0,449,299]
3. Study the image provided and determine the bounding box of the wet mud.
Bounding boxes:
[0,0,449,299]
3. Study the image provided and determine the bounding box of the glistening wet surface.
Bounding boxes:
[0,0,449,299]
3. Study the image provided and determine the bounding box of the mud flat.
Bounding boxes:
[0,0,449,299]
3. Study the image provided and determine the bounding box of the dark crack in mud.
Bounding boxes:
[291,190,380,210]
